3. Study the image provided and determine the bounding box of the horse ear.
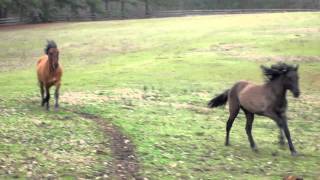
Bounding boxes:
[260,65,268,71]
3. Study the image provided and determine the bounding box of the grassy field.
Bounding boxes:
[0,12,320,179]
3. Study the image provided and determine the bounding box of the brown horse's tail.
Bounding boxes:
[208,89,229,108]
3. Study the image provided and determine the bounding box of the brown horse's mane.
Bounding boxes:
[45,40,59,73]
[45,40,57,54]
[261,63,297,82]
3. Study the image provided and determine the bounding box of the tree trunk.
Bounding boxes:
[4,8,7,18]
[178,0,184,10]
[314,0,320,8]
[281,0,291,8]
[121,0,125,19]
[19,6,23,21]
[144,0,150,17]
[105,0,110,17]
[90,6,95,20]
[239,0,249,9]
[42,1,50,22]
[217,0,223,9]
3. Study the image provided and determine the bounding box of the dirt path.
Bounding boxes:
[65,109,142,180]
[0,22,69,31]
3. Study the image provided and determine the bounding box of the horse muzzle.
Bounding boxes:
[293,91,300,98]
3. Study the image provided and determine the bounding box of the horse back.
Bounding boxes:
[228,81,250,99]
[231,81,269,113]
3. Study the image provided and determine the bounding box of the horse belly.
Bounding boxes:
[44,76,60,86]
[239,90,268,113]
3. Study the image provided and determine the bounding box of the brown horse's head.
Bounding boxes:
[45,40,59,70]
[262,63,300,98]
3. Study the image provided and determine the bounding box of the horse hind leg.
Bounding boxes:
[279,129,285,146]
[282,121,297,156]
[225,97,240,146]
[243,108,257,152]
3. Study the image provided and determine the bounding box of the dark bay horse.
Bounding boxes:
[208,63,300,156]
[37,40,63,110]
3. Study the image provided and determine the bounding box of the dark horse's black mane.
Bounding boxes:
[44,40,57,55]
[261,63,297,81]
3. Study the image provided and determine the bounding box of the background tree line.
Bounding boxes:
[0,0,319,22]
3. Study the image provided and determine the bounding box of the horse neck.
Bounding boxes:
[266,77,287,98]
[46,56,59,74]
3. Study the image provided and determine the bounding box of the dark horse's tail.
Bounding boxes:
[208,89,229,108]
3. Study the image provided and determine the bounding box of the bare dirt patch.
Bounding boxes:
[0,22,69,31]
[61,89,159,105]
[61,89,211,114]
[271,27,320,34]
[210,43,249,52]
[251,55,320,62]
[61,92,110,105]
[0,57,38,72]
[112,88,146,100]
[189,43,250,54]
[169,102,211,114]
[206,43,320,62]
[299,94,320,107]
[65,110,142,180]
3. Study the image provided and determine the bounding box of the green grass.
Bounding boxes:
[0,12,320,179]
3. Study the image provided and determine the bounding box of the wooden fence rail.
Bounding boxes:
[0,17,26,25]
[152,9,320,17]
[0,9,319,26]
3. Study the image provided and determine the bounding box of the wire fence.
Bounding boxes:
[0,9,319,26]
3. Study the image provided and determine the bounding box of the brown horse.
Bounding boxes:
[208,63,300,156]
[37,40,62,110]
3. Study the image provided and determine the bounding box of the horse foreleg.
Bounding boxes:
[270,113,297,156]
[54,83,60,110]
[39,82,45,106]
[282,120,297,156]
[44,86,51,111]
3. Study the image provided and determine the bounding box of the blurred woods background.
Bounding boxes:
[0,0,319,23]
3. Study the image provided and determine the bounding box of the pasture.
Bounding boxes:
[0,12,320,179]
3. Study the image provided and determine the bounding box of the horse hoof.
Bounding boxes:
[291,151,298,156]
[252,147,259,153]
[279,141,286,146]
[225,142,230,146]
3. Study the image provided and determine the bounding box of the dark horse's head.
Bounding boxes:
[45,40,59,70]
[261,63,300,98]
